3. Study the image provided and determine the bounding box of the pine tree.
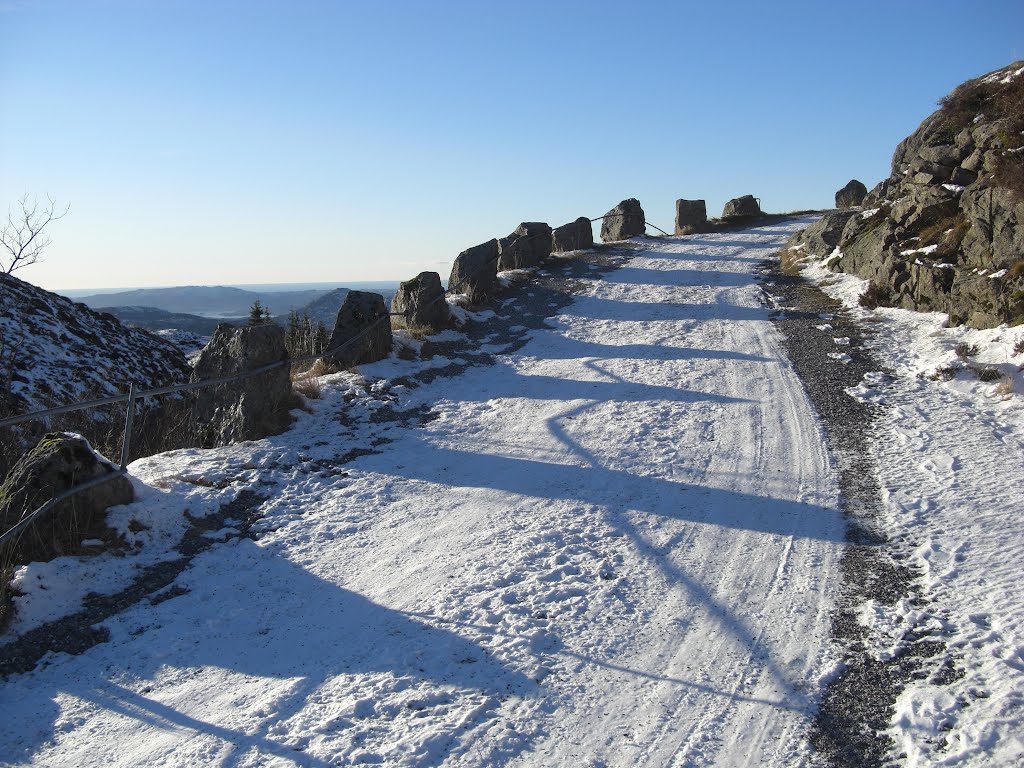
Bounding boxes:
[248,299,271,326]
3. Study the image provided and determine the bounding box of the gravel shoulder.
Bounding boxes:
[759,259,940,767]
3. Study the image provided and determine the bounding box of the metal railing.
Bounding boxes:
[0,209,664,552]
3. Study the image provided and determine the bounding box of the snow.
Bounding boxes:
[0,221,850,766]
[5,216,1020,765]
[801,257,1024,766]
[901,244,939,257]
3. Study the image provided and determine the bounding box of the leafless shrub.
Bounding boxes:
[972,366,1004,382]
[929,364,962,381]
[954,342,980,359]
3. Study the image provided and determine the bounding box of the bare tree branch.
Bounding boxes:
[0,194,70,274]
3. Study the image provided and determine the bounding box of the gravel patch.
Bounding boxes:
[759,260,947,767]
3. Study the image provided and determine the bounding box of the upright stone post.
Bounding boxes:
[600,198,646,242]
[325,291,393,369]
[551,217,594,253]
[675,199,708,235]
[448,239,500,303]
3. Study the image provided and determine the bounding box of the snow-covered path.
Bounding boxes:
[1,222,847,767]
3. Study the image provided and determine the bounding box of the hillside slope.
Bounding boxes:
[0,223,848,766]
[787,60,1024,328]
[0,272,190,417]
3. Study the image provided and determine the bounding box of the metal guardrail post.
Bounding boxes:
[119,382,136,470]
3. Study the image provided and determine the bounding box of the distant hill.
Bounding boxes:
[75,285,328,318]
[96,306,240,336]
[297,288,350,332]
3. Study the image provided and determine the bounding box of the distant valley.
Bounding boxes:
[70,282,399,338]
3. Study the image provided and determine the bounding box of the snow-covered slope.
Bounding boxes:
[0,272,190,417]
[799,258,1024,766]
[0,222,848,766]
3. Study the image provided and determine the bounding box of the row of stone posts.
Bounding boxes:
[674,194,763,234]
[192,193,768,444]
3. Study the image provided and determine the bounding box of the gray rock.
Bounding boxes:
[918,144,962,167]
[909,158,954,182]
[391,272,449,332]
[721,195,761,219]
[448,239,500,303]
[835,180,868,209]
[814,60,1024,328]
[0,432,133,563]
[191,323,293,446]
[971,119,1015,151]
[786,210,859,256]
[862,179,891,208]
[600,199,646,242]
[949,166,978,186]
[959,184,1024,272]
[891,186,960,233]
[674,199,708,234]
[325,291,393,369]
[961,149,985,173]
[498,222,552,270]
[551,217,595,253]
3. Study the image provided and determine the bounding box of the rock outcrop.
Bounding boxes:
[600,199,646,242]
[448,239,500,303]
[785,60,1024,328]
[326,291,393,369]
[391,272,449,332]
[497,222,553,271]
[835,180,868,209]
[0,433,133,563]
[722,195,761,219]
[552,217,594,253]
[190,323,294,446]
[675,199,709,235]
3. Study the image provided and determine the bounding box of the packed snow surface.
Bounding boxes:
[3,223,848,766]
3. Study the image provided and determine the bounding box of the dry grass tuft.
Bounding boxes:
[292,375,322,401]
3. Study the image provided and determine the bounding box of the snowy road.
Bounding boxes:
[2,222,848,767]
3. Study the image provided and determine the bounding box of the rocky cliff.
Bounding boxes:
[786,61,1024,328]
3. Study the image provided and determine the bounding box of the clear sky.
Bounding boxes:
[2,0,1022,291]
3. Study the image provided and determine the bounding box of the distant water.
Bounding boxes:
[58,280,401,298]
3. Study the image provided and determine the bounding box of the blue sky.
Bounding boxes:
[2,0,1022,291]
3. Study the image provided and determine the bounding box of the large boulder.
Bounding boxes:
[551,217,594,253]
[0,433,133,563]
[600,199,646,242]
[674,199,708,235]
[498,222,553,270]
[721,195,761,219]
[190,323,293,446]
[835,179,868,209]
[325,291,393,369]
[448,239,500,303]
[391,272,449,332]
[785,210,860,256]
[787,60,1024,328]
